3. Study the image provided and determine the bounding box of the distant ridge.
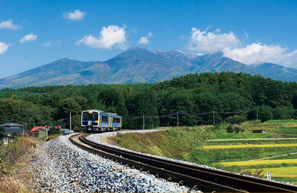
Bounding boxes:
[0,47,296,89]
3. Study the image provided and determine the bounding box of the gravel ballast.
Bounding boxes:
[31,133,197,192]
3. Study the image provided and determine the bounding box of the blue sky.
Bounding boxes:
[1,0,297,78]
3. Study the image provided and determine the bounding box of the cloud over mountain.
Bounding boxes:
[76,25,127,50]
[187,28,297,68]
[188,28,240,53]
[139,33,153,44]
[223,43,297,67]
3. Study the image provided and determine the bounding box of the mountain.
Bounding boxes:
[251,63,297,82]
[0,47,296,89]
[0,58,101,88]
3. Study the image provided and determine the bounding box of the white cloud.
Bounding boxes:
[188,28,240,53]
[20,33,38,43]
[0,42,10,55]
[187,27,297,67]
[0,19,21,30]
[63,9,86,20]
[76,25,127,49]
[43,42,51,47]
[223,43,297,67]
[139,33,153,44]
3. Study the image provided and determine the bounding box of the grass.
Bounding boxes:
[267,153,297,160]
[243,167,297,178]
[110,126,218,160]
[203,144,297,149]
[206,138,297,145]
[0,136,38,192]
[208,138,297,141]
[110,119,297,184]
[279,126,297,134]
[221,159,297,167]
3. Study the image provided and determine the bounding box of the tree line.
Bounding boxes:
[0,72,296,131]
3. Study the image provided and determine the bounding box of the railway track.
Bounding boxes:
[70,133,297,192]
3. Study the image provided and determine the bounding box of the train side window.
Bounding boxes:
[114,118,120,123]
[102,116,108,122]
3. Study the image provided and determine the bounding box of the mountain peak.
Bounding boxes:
[127,47,146,51]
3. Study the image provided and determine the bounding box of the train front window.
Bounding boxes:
[88,113,92,120]
[82,112,88,120]
[93,112,98,120]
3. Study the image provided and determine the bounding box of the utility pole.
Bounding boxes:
[213,111,215,125]
[256,108,258,121]
[70,112,72,131]
[177,111,179,127]
[143,115,145,130]
[45,125,48,141]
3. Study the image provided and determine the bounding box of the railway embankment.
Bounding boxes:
[31,134,197,192]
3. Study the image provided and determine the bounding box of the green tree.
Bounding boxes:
[0,127,6,140]
[258,105,273,122]
[57,98,81,118]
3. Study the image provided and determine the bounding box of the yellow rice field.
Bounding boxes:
[221,159,297,166]
[244,167,297,178]
[204,144,297,149]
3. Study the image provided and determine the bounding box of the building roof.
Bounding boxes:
[30,126,61,133]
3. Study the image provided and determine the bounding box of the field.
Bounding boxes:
[109,120,297,185]
[207,120,297,184]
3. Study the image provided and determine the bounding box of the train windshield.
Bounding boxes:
[93,112,98,120]
[88,113,92,120]
[82,112,88,120]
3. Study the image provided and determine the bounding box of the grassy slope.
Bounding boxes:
[111,126,218,160]
[109,120,297,184]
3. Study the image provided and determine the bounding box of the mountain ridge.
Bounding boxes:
[0,47,296,89]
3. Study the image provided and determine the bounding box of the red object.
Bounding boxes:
[29,126,62,134]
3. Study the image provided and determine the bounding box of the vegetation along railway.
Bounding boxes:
[70,133,297,192]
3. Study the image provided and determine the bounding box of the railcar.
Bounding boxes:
[81,110,122,132]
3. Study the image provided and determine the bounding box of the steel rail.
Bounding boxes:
[70,133,297,192]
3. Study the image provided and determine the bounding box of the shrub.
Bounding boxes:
[227,125,234,133]
[226,124,244,133]
[11,131,20,138]
[226,115,247,124]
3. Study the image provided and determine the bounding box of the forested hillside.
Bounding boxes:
[0,72,296,131]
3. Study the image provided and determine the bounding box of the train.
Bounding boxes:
[81,109,122,132]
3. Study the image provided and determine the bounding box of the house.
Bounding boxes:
[37,128,47,138]
[0,123,24,136]
[28,126,62,135]
[27,126,62,138]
